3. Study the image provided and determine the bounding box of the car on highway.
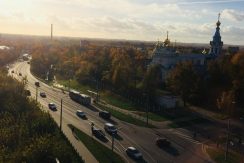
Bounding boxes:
[48,103,57,111]
[92,127,106,139]
[19,73,22,76]
[99,110,111,119]
[27,61,30,64]
[126,147,143,160]
[24,90,31,96]
[35,81,40,87]
[40,92,46,98]
[11,70,14,73]
[156,138,171,148]
[104,123,117,135]
[76,110,86,119]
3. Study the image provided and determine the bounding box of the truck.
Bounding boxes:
[69,90,91,106]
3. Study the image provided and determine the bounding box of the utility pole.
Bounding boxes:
[146,95,149,125]
[225,119,230,160]
[60,99,63,131]
[225,101,235,161]
[111,133,115,152]
[96,79,99,102]
[51,24,53,41]
[68,79,71,91]
[35,86,38,102]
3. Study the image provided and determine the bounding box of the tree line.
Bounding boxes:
[29,39,244,116]
[0,64,83,162]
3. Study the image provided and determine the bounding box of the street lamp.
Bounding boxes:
[143,93,149,126]
[35,86,38,102]
[111,133,115,152]
[225,101,235,161]
[60,99,63,131]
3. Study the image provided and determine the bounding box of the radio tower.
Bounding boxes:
[51,24,53,41]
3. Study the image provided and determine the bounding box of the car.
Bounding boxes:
[76,110,86,118]
[11,70,14,73]
[35,81,40,87]
[40,92,46,98]
[92,127,106,139]
[24,90,31,96]
[156,138,171,148]
[126,147,143,160]
[99,110,111,119]
[19,73,22,76]
[27,61,30,64]
[48,103,57,111]
[104,123,117,135]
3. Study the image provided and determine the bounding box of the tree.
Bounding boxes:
[167,62,198,107]
[217,90,235,116]
[141,64,162,95]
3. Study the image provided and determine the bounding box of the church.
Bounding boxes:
[150,14,223,81]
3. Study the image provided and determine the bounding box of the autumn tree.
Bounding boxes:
[167,62,198,106]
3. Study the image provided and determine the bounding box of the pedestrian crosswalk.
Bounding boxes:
[170,129,202,144]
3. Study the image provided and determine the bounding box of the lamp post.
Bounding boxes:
[143,93,149,126]
[35,86,38,102]
[225,101,235,161]
[111,133,115,152]
[60,99,63,131]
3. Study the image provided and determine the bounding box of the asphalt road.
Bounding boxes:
[10,61,213,163]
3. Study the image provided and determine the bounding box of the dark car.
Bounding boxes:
[99,110,111,119]
[24,90,31,96]
[11,70,14,73]
[27,61,30,64]
[126,147,143,160]
[48,103,57,111]
[92,127,106,139]
[76,110,86,119]
[35,81,40,87]
[156,138,171,148]
[40,92,46,98]
[19,73,22,76]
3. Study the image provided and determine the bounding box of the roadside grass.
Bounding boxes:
[57,79,137,111]
[206,148,242,163]
[101,91,137,111]
[168,118,210,128]
[95,103,155,128]
[58,79,93,93]
[133,111,168,122]
[68,124,125,163]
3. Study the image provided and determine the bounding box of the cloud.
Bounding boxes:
[222,9,244,21]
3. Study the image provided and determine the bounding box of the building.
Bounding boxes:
[150,14,223,81]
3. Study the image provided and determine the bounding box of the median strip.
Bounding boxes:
[68,124,125,163]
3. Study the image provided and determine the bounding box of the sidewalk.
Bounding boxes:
[62,121,98,163]
[188,105,244,130]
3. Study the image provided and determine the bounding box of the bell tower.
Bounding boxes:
[209,13,223,57]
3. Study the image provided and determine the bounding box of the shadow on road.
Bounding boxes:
[159,146,180,156]
[133,158,147,163]
[114,134,123,141]
[94,135,109,143]
[87,105,99,112]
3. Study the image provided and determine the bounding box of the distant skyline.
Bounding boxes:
[0,0,244,45]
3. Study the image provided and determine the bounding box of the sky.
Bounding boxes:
[0,0,244,45]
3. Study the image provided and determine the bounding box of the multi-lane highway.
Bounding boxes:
[10,61,212,163]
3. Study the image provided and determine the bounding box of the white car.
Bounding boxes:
[76,110,86,118]
[126,147,143,160]
[104,123,117,134]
